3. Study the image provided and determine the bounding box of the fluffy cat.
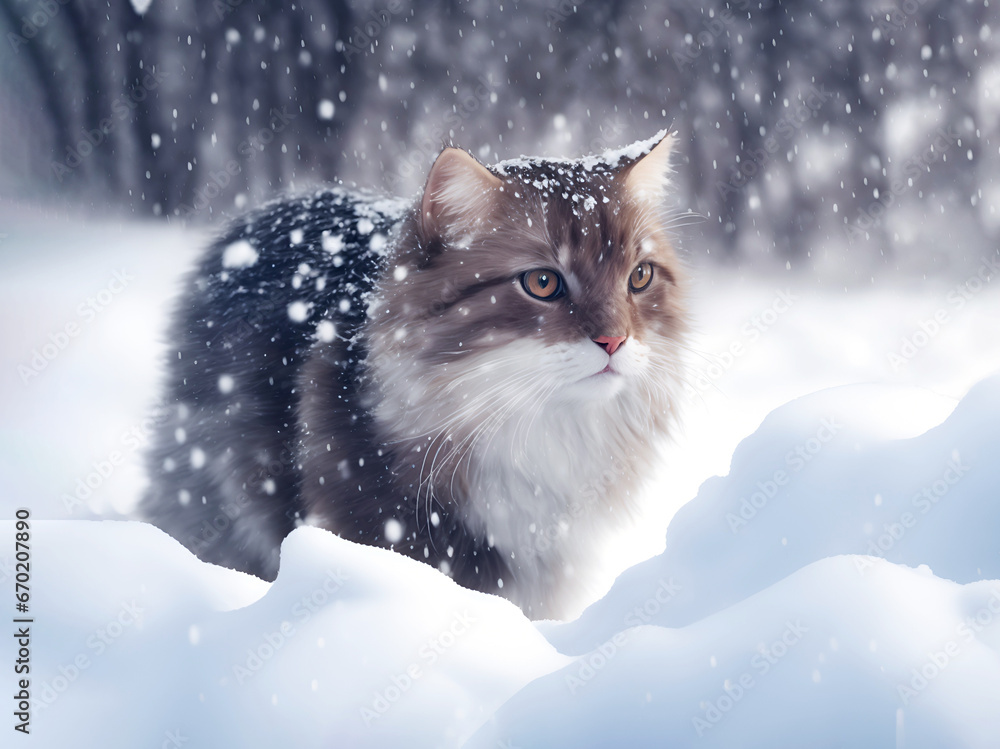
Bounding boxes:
[140,131,687,618]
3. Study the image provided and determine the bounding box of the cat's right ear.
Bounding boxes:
[420,148,502,241]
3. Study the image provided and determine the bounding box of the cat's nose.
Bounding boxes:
[593,335,627,355]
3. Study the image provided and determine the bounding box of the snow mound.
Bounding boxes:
[10,522,562,748]
[471,557,1000,748]
[6,374,1000,747]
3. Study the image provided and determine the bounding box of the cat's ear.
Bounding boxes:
[621,131,677,204]
[420,148,502,239]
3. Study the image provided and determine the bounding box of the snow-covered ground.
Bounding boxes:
[1,202,999,746]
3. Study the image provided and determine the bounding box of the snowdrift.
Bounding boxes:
[5,375,1000,748]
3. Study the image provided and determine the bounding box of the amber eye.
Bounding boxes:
[520,269,564,300]
[629,262,654,293]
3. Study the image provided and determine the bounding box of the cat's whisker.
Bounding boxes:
[421,369,542,447]
[384,368,537,447]
[514,379,561,450]
[439,357,536,396]
[667,340,719,367]
[470,381,554,469]
[442,379,549,504]
[446,376,552,488]
[447,377,544,465]
[642,354,722,405]
[412,370,544,528]
[649,350,728,400]
[656,210,705,228]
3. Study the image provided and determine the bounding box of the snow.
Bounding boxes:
[370,233,389,253]
[189,446,206,469]
[321,231,344,254]
[315,320,336,343]
[7,520,563,747]
[493,128,670,175]
[287,300,310,323]
[221,239,259,269]
[384,518,404,543]
[474,557,1000,747]
[2,208,1000,746]
[6,376,1000,747]
[317,100,335,120]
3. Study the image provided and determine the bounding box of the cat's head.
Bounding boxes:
[366,132,687,450]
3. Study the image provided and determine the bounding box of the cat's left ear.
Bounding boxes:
[621,131,677,204]
[420,147,502,240]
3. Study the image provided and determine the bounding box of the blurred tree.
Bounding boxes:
[0,0,996,270]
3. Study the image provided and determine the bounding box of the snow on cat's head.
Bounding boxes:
[367,132,687,448]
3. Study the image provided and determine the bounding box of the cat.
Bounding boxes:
[140,130,687,619]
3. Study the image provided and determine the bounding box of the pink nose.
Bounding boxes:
[593,335,627,355]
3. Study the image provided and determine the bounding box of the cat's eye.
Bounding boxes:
[629,262,654,293]
[520,269,564,300]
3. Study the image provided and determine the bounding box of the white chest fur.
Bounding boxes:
[460,391,649,612]
[368,334,668,615]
